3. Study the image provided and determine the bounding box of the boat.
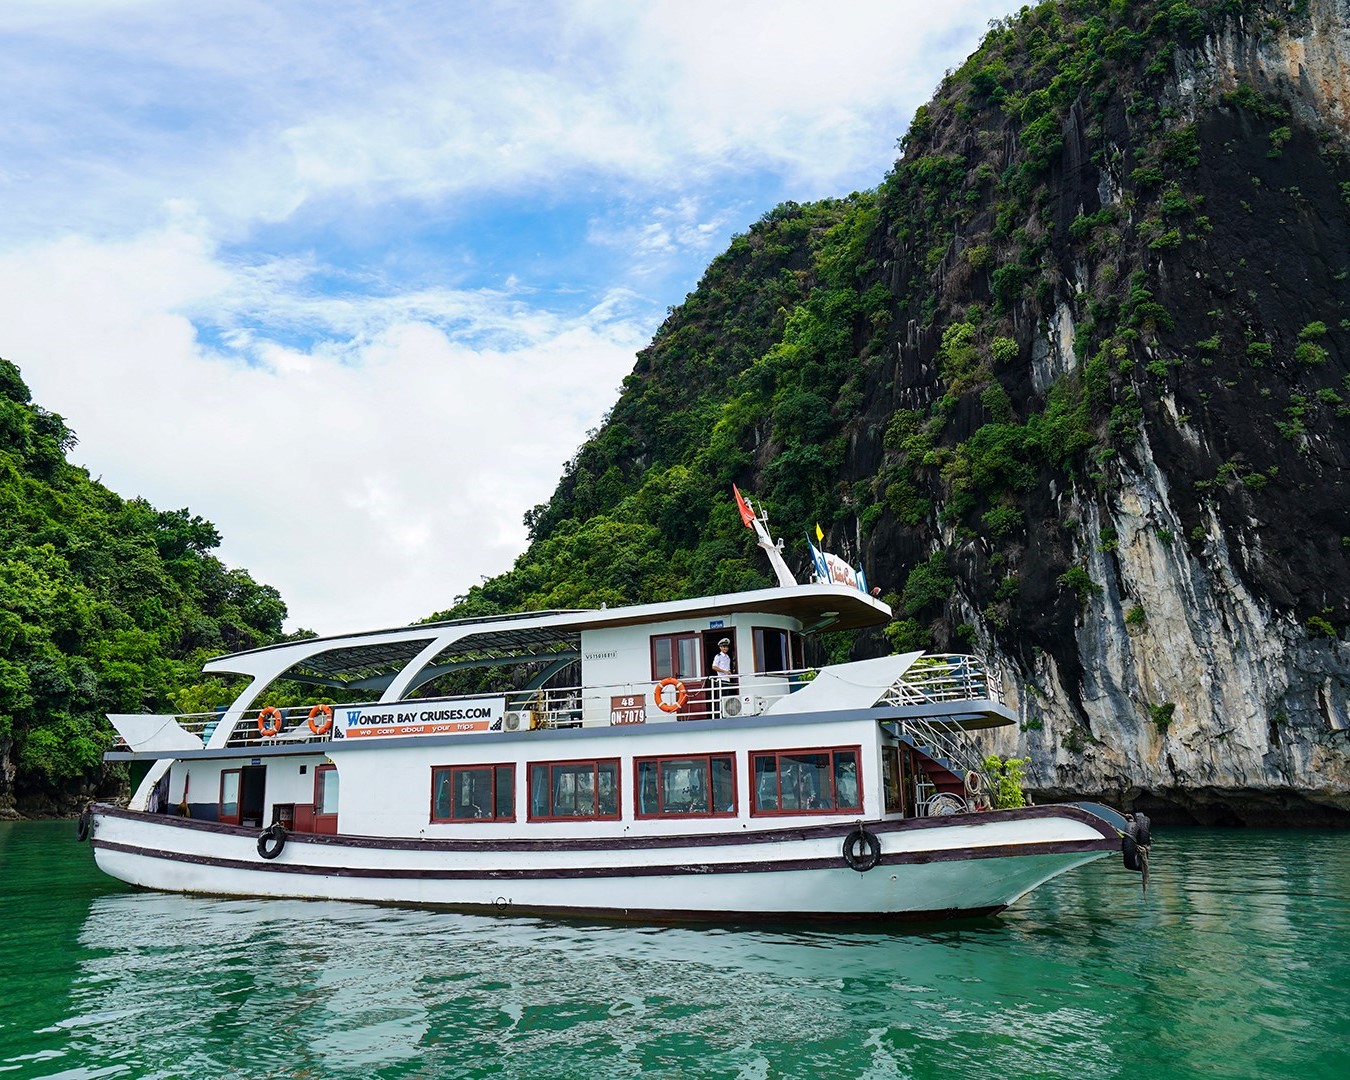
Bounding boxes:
[82,493,1133,922]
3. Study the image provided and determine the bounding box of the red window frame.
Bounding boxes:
[313,763,339,834]
[430,763,516,823]
[650,632,702,680]
[633,753,738,819]
[313,764,339,814]
[749,745,863,817]
[219,768,241,825]
[527,757,621,821]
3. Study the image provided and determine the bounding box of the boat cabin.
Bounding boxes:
[108,584,1011,841]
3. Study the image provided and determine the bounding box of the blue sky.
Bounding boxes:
[0,0,1013,635]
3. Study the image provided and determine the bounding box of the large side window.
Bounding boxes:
[528,759,620,821]
[431,764,515,822]
[219,769,241,825]
[751,747,863,815]
[651,633,702,680]
[635,754,737,818]
[752,627,805,673]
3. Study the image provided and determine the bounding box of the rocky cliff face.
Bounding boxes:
[860,0,1350,823]
[458,1,1350,825]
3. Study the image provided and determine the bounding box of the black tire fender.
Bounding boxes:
[842,825,882,873]
[76,807,93,842]
[257,823,288,860]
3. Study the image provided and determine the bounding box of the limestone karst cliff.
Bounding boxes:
[5,1,1348,822]
[856,0,1350,822]
[452,0,1350,823]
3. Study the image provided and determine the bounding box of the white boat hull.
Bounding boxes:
[88,804,1118,921]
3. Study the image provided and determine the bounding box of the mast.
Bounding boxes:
[734,485,796,588]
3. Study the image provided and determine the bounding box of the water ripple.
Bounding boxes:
[2,824,1348,1079]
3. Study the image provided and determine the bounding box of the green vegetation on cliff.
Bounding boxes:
[0,359,288,809]
[439,0,1348,688]
[6,0,1348,806]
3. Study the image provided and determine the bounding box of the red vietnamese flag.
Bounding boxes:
[732,485,756,528]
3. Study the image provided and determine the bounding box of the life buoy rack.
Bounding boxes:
[257,706,284,737]
[257,823,287,860]
[653,678,687,713]
[842,824,882,872]
[307,703,334,736]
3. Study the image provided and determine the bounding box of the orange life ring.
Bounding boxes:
[653,678,687,713]
[308,704,334,735]
[257,706,284,737]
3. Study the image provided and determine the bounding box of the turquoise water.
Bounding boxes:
[2,821,1347,1079]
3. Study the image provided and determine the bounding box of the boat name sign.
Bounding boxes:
[333,697,507,739]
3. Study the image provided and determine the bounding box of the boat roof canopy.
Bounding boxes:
[205,584,891,687]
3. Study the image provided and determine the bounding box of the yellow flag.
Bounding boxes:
[814,522,824,542]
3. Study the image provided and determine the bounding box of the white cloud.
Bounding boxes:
[0,227,649,633]
[0,0,1015,634]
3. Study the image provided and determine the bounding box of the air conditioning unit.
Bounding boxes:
[721,697,743,718]
[503,710,537,732]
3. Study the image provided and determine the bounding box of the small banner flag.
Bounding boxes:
[807,536,829,583]
[814,522,824,543]
[823,550,859,590]
[732,485,756,528]
[807,534,869,593]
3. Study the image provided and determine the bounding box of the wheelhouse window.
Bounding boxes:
[635,754,737,818]
[529,759,620,820]
[431,764,514,822]
[752,627,803,673]
[219,769,241,825]
[651,633,702,680]
[751,747,862,815]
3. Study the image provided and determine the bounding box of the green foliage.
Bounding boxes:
[990,337,1019,365]
[981,754,1029,809]
[902,552,953,618]
[1306,614,1337,638]
[938,322,989,394]
[1125,605,1147,626]
[1057,565,1102,601]
[1149,701,1176,731]
[883,473,932,526]
[883,618,931,653]
[1267,125,1292,156]
[0,357,287,798]
[981,505,1025,537]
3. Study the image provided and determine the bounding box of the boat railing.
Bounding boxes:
[881,654,993,707]
[881,655,1000,813]
[109,655,1000,752]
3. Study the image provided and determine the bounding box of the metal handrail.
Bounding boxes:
[110,653,1002,754]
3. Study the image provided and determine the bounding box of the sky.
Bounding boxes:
[0,0,1013,636]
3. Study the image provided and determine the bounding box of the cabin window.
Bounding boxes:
[431,764,515,822]
[750,747,862,815]
[634,754,737,818]
[752,627,803,673]
[219,769,241,825]
[528,759,620,820]
[651,633,702,680]
[882,746,904,815]
[314,764,339,816]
